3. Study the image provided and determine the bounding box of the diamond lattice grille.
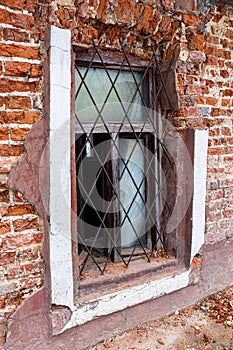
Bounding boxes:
[75,40,176,276]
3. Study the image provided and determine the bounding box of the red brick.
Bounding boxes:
[0,145,24,157]
[16,247,41,262]
[176,0,194,11]
[0,190,10,203]
[114,0,141,26]
[5,61,31,77]
[13,191,26,203]
[187,51,206,64]
[0,221,11,235]
[25,0,37,12]
[225,29,233,40]
[0,111,39,124]
[205,44,217,55]
[13,218,39,232]
[222,99,230,107]
[10,128,30,141]
[0,0,24,10]
[209,128,220,137]
[30,64,43,78]
[222,127,231,136]
[0,79,38,93]
[210,108,220,116]
[206,97,218,106]
[5,96,31,110]
[185,85,202,95]
[208,36,220,45]
[161,0,174,10]
[196,96,205,104]
[182,13,199,26]
[3,28,30,43]
[0,8,34,30]
[0,44,38,60]
[0,158,15,174]
[1,205,35,217]
[2,232,42,252]
[0,296,5,309]
[136,7,159,34]
[0,128,8,141]
[205,56,219,65]
[222,89,232,97]
[217,49,231,60]
[0,252,16,265]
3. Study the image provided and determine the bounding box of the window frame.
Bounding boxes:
[74,54,162,274]
[48,25,208,333]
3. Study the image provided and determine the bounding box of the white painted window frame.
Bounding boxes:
[48,25,208,332]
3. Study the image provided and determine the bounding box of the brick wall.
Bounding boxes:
[0,0,44,346]
[0,0,233,348]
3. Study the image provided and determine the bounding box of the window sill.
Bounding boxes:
[78,255,177,300]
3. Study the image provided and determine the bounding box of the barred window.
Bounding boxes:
[74,42,179,281]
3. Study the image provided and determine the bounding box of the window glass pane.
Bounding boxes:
[119,138,146,247]
[75,67,148,122]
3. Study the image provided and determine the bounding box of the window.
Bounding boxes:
[74,44,177,280]
[48,26,208,330]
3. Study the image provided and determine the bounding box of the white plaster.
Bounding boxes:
[63,270,190,330]
[49,26,74,308]
[48,26,208,328]
[191,129,208,262]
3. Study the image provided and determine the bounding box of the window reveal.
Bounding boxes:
[74,46,177,277]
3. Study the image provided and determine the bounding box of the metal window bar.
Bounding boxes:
[75,37,177,276]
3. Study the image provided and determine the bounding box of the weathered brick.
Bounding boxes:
[206,97,218,106]
[0,111,40,124]
[218,49,231,60]
[187,51,206,64]
[30,64,43,78]
[5,96,31,110]
[1,204,35,217]
[0,190,10,203]
[13,218,39,232]
[225,29,233,40]
[222,127,231,136]
[0,252,16,266]
[3,28,30,43]
[176,0,194,11]
[136,7,160,34]
[161,0,174,10]
[0,145,24,157]
[205,56,219,65]
[0,221,11,235]
[2,232,42,253]
[25,0,37,12]
[0,128,8,141]
[0,79,38,93]
[182,14,199,27]
[0,9,34,30]
[222,89,232,97]
[0,0,24,10]
[185,85,202,95]
[13,191,26,203]
[10,128,30,141]
[0,44,38,60]
[16,247,41,262]
[0,158,16,174]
